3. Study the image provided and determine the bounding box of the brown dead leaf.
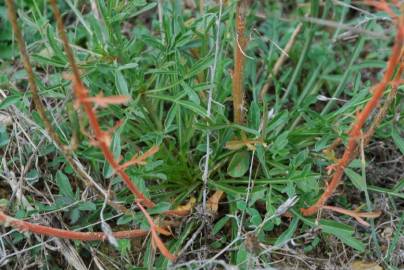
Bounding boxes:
[225,139,267,151]
[163,196,196,217]
[119,145,160,170]
[245,233,261,255]
[175,196,196,212]
[207,190,224,214]
[351,261,383,270]
[81,93,130,107]
[0,113,12,126]
[154,226,172,236]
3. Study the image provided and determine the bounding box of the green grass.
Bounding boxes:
[0,0,403,269]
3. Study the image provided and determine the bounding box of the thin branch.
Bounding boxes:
[301,1,404,216]
[362,66,403,147]
[202,0,223,212]
[48,0,177,261]
[238,150,255,237]
[48,0,155,208]
[321,205,381,227]
[322,64,403,162]
[0,210,147,241]
[259,23,303,100]
[136,202,176,261]
[5,0,129,215]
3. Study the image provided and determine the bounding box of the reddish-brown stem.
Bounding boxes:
[321,205,381,227]
[362,65,403,147]
[162,209,190,217]
[5,0,130,215]
[0,211,147,241]
[301,2,403,216]
[323,64,403,163]
[47,0,179,261]
[73,84,155,208]
[232,0,248,125]
[137,203,176,261]
[48,0,155,209]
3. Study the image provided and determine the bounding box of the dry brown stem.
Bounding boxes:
[5,0,130,214]
[232,0,248,125]
[301,1,404,216]
[259,23,303,100]
[48,0,176,260]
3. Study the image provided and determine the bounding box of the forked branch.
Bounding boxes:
[301,1,404,216]
[5,0,130,214]
[321,205,381,227]
[48,0,176,260]
[48,0,155,209]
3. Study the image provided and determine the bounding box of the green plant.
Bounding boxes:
[0,0,403,268]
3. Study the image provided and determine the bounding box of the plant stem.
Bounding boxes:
[301,7,404,216]
[49,0,155,208]
[5,0,129,214]
[279,0,319,107]
[0,210,147,241]
[232,0,248,125]
[321,27,367,115]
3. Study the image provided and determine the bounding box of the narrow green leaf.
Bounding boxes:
[141,35,165,51]
[386,213,404,262]
[391,127,404,155]
[393,179,404,193]
[181,81,200,105]
[55,171,74,199]
[65,0,93,35]
[117,215,133,225]
[147,202,171,215]
[0,95,20,110]
[32,55,66,67]
[319,219,355,235]
[236,243,248,269]
[291,209,363,251]
[0,126,10,148]
[148,94,208,118]
[118,62,138,70]
[78,202,97,211]
[227,151,250,178]
[332,231,365,252]
[103,128,122,178]
[46,25,65,61]
[115,69,129,95]
[213,216,230,235]
[209,182,240,196]
[69,208,81,224]
[195,123,260,136]
[110,3,157,22]
[345,168,366,191]
[275,218,299,247]
[187,53,213,78]
[367,185,404,199]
